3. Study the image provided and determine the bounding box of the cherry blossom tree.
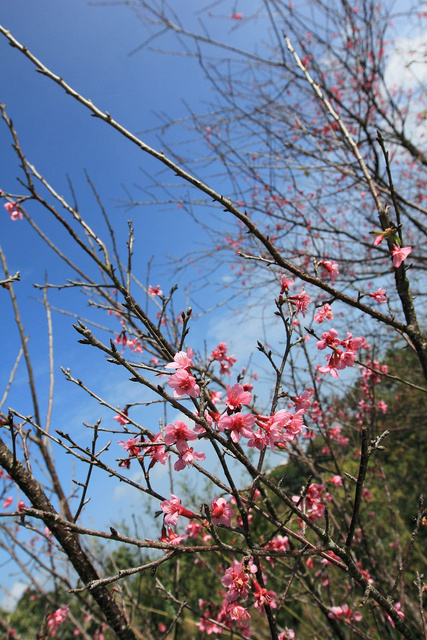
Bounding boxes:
[1,2,426,639]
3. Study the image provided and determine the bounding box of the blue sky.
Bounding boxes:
[0,0,273,607]
[1,0,425,611]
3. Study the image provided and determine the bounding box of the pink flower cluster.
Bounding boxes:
[46,606,69,637]
[316,328,365,378]
[164,420,205,471]
[4,201,23,221]
[118,433,168,469]
[293,483,331,521]
[314,303,334,324]
[328,604,362,623]
[166,348,200,398]
[210,342,237,375]
[114,332,143,354]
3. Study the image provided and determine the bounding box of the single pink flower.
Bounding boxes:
[174,446,206,471]
[3,496,13,509]
[167,369,200,398]
[164,420,198,452]
[329,475,343,487]
[288,288,311,317]
[160,494,198,525]
[369,288,387,304]
[280,274,294,294]
[148,284,162,296]
[165,348,194,370]
[225,383,252,411]
[318,260,339,283]
[210,497,235,526]
[391,245,411,268]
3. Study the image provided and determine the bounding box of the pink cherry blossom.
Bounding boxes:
[316,328,340,350]
[386,601,405,628]
[210,497,235,526]
[218,412,255,442]
[329,475,343,487]
[253,580,277,611]
[328,604,362,622]
[288,288,311,317]
[369,288,387,304]
[391,244,412,268]
[148,284,162,296]
[280,274,294,294]
[3,496,13,509]
[47,606,69,636]
[160,525,188,546]
[144,432,169,467]
[167,369,200,398]
[318,260,339,282]
[4,201,23,221]
[230,12,243,20]
[165,348,194,370]
[174,446,206,471]
[225,383,252,411]
[221,559,257,601]
[227,604,251,621]
[164,420,198,452]
[114,412,129,425]
[160,494,198,525]
[314,303,334,323]
[209,390,222,404]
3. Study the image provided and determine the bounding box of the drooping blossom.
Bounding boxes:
[160,494,198,526]
[369,288,387,304]
[4,201,23,221]
[148,284,162,297]
[165,348,194,370]
[3,496,13,509]
[167,369,200,398]
[210,342,237,375]
[391,245,412,268]
[288,288,311,317]
[314,303,334,323]
[318,260,339,282]
[160,525,188,546]
[174,446,206,471]
[225,383,252,411]
[278,629,296,640]
[210,497,235,527]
